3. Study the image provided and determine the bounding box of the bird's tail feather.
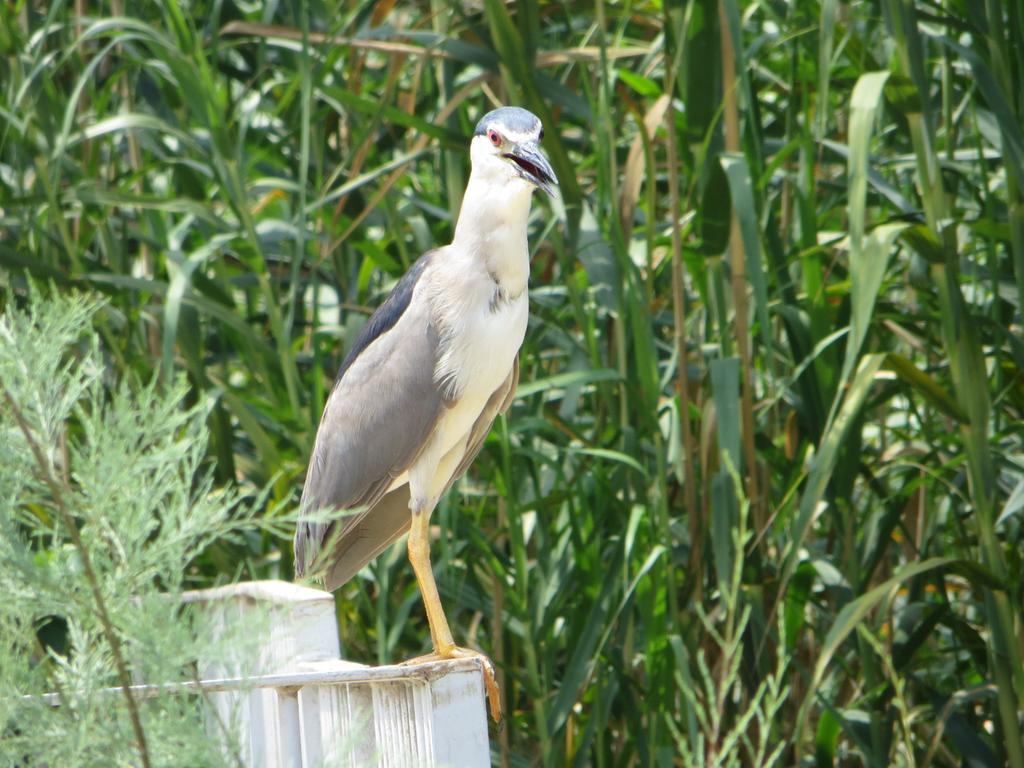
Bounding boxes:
[317,485,412,591]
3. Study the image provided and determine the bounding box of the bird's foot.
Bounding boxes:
[402,646,502,724]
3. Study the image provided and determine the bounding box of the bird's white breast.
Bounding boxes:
[427,257,528,460]
[400,171,536,504]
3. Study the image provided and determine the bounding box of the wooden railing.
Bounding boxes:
[39,581,491,767]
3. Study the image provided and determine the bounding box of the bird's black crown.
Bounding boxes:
[473,106,542,138]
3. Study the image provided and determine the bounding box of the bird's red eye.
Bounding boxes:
[488,129,501,146]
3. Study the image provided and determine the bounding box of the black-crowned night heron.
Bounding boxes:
[294,106,556,721]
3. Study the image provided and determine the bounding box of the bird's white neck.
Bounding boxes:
[451,170,534,298]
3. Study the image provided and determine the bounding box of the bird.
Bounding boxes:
[294,106,556,722]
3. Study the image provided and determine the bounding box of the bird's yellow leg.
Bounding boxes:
[405,506,502,723]
[407,507,455,652]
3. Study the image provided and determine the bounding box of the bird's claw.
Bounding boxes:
[401,647,503,724]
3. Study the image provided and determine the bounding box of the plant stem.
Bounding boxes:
[718,0,761,522]
[664,5,701,598]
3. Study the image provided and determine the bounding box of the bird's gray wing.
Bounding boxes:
[318,357,520,589]
[440,355,519,498]
[320,484,411,590]
[294,251,448,581]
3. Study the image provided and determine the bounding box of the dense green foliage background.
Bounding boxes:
[3,0,1024,764]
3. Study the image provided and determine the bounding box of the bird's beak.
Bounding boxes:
[505,140,558,196]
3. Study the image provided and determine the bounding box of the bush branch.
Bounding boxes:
[2,386,152,768]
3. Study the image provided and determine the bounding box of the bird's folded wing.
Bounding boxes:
[305,354,520,589]
[294,258,446,580]
[440,355,519,498]
[320,484,412,591]
[320,357,519,590]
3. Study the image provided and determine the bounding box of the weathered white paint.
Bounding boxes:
[183,580,491,768]
[183,579,342,672]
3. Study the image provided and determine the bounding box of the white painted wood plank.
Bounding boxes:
[275,689,301,768]
[295,660,490,767]
[297,685,324,768]
[429,666,490,767]
[183,580,340,675]
[371,678,435,766]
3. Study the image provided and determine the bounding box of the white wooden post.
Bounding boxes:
[184,580,347,766]
[184,580,491,767]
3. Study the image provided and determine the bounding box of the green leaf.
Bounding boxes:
[883,352,967,423]
[815,708,841,767]
[698,159,731,255]
[934,35,1024,180]
[843,69,896,381]
[617,69,661,99]
[514,368,621,399]
[721,153,773,365]
[997,478,1024,528]
[815,0,840,139]
[802,557,956,715]
[785,561,816,648]
[710,356,740,470]
[844,221,906,380]
[781,354,886,594]
[569,447,648,478]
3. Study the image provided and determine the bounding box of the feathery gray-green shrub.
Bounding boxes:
[0,290,275,767]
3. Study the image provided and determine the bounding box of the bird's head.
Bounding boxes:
[470,107,557,197]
